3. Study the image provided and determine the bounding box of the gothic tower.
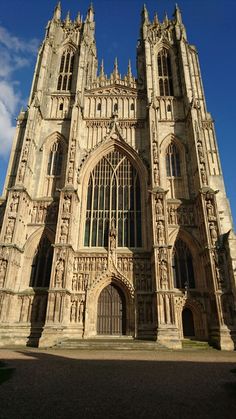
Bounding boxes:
[0,3,236,350]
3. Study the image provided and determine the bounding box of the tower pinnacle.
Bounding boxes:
[53,2,61,21]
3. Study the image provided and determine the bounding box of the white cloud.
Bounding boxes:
[0,25,39,157]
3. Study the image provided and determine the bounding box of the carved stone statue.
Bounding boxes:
[60,220,68,243]
[210,223,218,245]
[10,194,19,213]
[157,221,165,244]
[55,259,64,287]
[63,196,71,214]
[155,198,163,216]
[0,260,7,287]
[109,220,117,251]
[5,219,14,242]
[160,260,168,289]
[70,300,77,322]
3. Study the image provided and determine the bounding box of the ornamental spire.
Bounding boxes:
[113,57,119,80]
[174,3,182,24]
[86,3,94,22]
[141,4,149,23]
[53,2,61,21]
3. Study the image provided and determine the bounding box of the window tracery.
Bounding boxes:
[84,150,142,248]
[172,239,195,289]
[166,143,181,177]
[57,49,74,91]
[157,49,173,96]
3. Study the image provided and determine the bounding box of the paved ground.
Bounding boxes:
[0,348,236,419]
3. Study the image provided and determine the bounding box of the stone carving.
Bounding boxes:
[109,220,117,251]
[67,164,74,183]
[10,193,19,213]
[155,197,164,217]
[160,260,168,289]
[70,297,85,323]
[209,222,218,245]
[60,220,69,243]
[63,195,71,214]
[168,204,194,226]
[197,141,205,164]
[0,259,7,287]
[4,218,15,243]
[156,220,165,244]
[69,140,76,161]
[200,165,207,185]
[18,162,26,182]
[22,141,30,161]
[55,258,65,287]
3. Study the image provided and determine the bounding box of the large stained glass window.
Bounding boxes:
[172,239,195,289]
[84,150,142,248]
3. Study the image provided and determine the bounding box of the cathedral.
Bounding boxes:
[0,3,236,350]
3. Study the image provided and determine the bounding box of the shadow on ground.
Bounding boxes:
[0,350,236,419]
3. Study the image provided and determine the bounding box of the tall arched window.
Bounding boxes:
[47,142,63,176]
[172,239,195,289]
[57,49,74,91]
[157,49,173,96]
[84,150,142,248]
[30,236,53,287]
[166,143,181,177]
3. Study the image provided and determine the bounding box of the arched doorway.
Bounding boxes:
[182,308,195,338]
[97,283,126,335]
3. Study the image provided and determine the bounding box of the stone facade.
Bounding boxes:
[0,3,236,349]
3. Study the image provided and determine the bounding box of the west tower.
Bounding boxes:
[0,3,236,350]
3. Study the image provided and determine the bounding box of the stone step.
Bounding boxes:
[55,338,167,351]
[182,339,213,350]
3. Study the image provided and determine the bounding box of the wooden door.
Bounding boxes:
[97,284,125,335]
[182,308,195,337]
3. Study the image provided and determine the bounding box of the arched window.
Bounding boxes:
[172,239,195,289]
[47,142,63,176]
[30,236,53,288]
[57,49,74,91]
[84,150,142,248]
[157,49,173,96]
[166,143,181,177]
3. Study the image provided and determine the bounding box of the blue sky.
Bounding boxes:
[0,0,236,227]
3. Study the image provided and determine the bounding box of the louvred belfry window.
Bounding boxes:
[57,49,74,91]
[84,150,142,248]
[166,143,180,177]
[157,49,173,96]
[47,142,63,176]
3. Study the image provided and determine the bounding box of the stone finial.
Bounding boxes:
[174,3,182,24]
[127,59,132,80]
[113,57,119,80]
[53,2,61,21]
[86,3,94,22]
[164,11,169,24]
[76,12,81,25]
[153,12,159,25]
[99,59,106,81]
[65,10,71,26]
[142,4,149,23]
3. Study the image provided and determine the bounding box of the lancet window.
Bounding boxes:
[84,150,142,248]
[30,236,53,287]
[172,239,195,289]
[166,143,180,177]
[57,49,74,91]
[47,142,63,176]
[157,49,173,96]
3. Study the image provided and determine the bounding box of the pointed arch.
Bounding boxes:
[57,45,75,91]
[40,132,67,197]
[78,140,149,249]
[170,229,204,290]
[160,134,188,199]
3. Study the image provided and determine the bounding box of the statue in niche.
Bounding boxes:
[67,165,73,183]
[0,260,7,287]
[10,194,19,213]
[154,165,159,184]
[109,219,117,251]
[157,221,165,244]
[155,198,163,216]
[31,205,37,223]
[5,219,14,242]
[78,299,84,323]
[22,142,30,160]
[18,162,26,182]
[206,200,215,219]
[60,220,68,243]
[55,259,64,287]
[197,141,205,163]
[72,274,77,291]
[70,300,77,322]
[63,196,71,214]
[200,167,207,185]
[209,223,218,245]
[160,260,168,289]
[70,142,76,161]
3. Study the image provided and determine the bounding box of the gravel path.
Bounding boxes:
[0,348,236,419]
